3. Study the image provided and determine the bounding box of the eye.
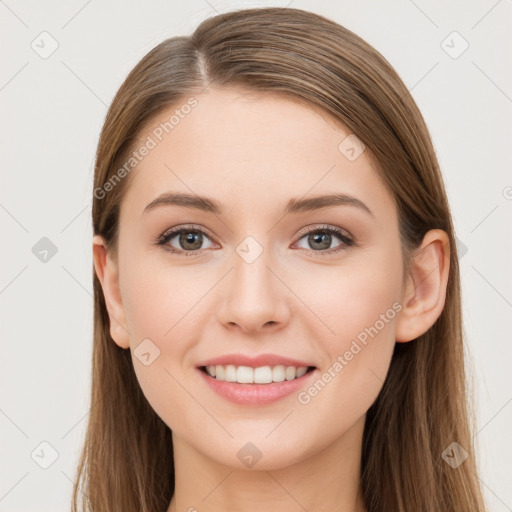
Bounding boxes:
[294,225,355,254]
[156,225,216,255]
[155,224,355,256]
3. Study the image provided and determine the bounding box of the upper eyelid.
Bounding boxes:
[160,224,218,242]
[295,224,351,238]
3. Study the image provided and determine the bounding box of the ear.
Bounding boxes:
[395,229,450,343]
[92,234,130,349]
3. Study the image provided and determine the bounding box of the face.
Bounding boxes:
[104,86,407,470]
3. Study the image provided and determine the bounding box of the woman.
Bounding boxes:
[73,7,488,511]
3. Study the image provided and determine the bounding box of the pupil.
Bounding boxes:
[310,233,331,250]
[181,232,202,250]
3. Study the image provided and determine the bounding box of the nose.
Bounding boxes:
[216,244,290,334]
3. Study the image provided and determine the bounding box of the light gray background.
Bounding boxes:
[1,1,511,510]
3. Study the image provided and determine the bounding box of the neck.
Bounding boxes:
[167,414,367,512]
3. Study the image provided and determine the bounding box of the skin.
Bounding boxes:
[93,86,450,512]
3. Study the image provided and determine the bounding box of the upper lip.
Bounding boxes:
[197,353,315,369]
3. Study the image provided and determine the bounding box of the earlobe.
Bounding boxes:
[395,229,450,343]
[92,235,131,349]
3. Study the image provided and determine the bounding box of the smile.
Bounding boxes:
[197,365,317,405]
[201,364,314,384]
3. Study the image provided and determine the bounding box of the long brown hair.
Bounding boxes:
[73,7,487,511]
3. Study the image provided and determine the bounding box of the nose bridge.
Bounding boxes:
[218,234,286,331]
[233,235,276,304]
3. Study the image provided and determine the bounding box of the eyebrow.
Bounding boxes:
[142,192,373,218]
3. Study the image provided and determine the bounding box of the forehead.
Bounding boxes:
[120,86,396,223]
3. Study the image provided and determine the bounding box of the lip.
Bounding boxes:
[196,361,318,406]
[197,353,315,368]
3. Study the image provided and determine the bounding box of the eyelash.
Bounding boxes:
[155,223,355,257]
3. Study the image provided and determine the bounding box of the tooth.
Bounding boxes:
[254,366,273,384]
[208,364,310,383]
[285,366,297,381]
[215,365,225,380]
[237,366,254,383]
[296,366,308,378]
[225,364,237,382]
[272,365,286,382]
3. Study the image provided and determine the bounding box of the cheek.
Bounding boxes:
[119,254,212,396]
[337,269,400,348]
[120,251,206,346]
[297,255,402,346]
[120,258,208,432]
[293,252,402,406]
[289,275,399,448]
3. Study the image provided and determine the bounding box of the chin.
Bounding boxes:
[199,435,313,472]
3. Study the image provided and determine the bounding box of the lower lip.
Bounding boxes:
[197,367,317,405]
